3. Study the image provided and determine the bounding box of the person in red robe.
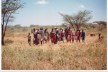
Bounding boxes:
[50,28,56,44]
[65,28,68,42]
[75,30,81,42]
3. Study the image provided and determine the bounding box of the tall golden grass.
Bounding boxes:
[2,26,107,70]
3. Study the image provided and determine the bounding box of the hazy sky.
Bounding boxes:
[11,0,107,26]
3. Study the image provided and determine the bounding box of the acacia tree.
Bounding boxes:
[60,10,92,30]
[2,0,24,45]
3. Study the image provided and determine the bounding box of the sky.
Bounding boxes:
[11,0,107,26]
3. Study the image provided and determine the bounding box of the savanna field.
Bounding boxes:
[2,25,107,70]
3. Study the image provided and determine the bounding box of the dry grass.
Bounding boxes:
[2,26,107,70]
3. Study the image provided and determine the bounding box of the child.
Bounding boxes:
[28,33,31,46]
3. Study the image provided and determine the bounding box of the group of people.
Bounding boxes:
[27,27,85,46]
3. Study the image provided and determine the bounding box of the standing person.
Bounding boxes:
[75,30,77,42]
[39,28,44,45]
[50,28,56,44]
[67,27,72,42]
[33,28,36,44]
[36,29,40,45]
[75,30,79,42]
[44,28,49,43]
[27,33,31,46]
[61,28,65,42]
[65,27,68,42]
[55,28,59,44]
[77,30,81,42]
[34,29,40,45]
[58,28,62,41]
[72,30,75,42]
[81,30,85,42]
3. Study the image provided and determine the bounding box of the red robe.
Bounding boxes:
[75,31,81,41]
[65,29,68,40]
[50,32,56,43]
[77,31,81,40]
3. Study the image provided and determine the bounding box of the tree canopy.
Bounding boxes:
[60,10,92,30]
[2,0,24,45]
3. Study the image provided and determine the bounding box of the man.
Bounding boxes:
[67,27,72,42]
[58,28,62,41]
[39,28,44,45]
[44,28,49,43]
[65,27,68,42]
[77,30,81,42]
[33,28,36,44]
[75,30,81,42]
[36,29,40,45]
[50,28,56,44]
[81,30,85,42]
[61,28,65,42]
[55,28,59,44]
[75,30,78,42]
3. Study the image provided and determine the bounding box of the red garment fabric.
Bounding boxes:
[75,31,81,41]
[65,29,68,40]
[77,31,81,40]
[50,32,56,43]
